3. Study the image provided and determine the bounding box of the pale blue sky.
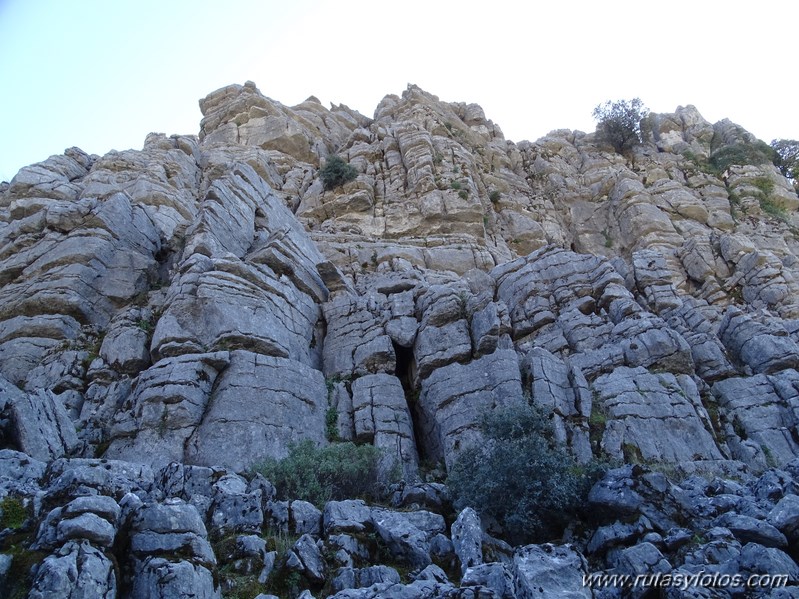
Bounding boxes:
[2,0,798,182]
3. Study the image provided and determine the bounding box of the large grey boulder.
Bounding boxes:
[462,562,515,598]
[371,508,436,568]
[127,499,216,565]
[99,306,153,375]
[287,533,326,583]
[56,512,116,547]
[332,565,401,593]
[130,557,219,599]
[452,507,483,575]
[209,477,264,535]
[1,377,78,461]
[768,494,799,541]
[713,513,787,548]
[0,449,46,496]
[28,540,117,599]
[512,543,591,599]
[614,541,672,577]
[291,500,322,536]
[737,542,799,583]
[323,500,372,535]
[41,458,154,507]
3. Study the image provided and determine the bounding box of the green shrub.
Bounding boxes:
[592,98,649,154]
[446,403,605,544]
[708,141,776,173]
[489,190,501,203]
[771,139,799,180]
[253,440,383,506]
[320,155,357,191]
[458,190,468,199]
[0,496,27,530]
[325,406,340,442]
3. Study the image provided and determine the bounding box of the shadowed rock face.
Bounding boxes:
[4,80,799,598]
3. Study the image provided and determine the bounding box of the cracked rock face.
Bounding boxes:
[4,80,799,598]
[3,81,799,474]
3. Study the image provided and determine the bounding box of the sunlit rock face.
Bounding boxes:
[5,80,799,598]
[3,81,799,476]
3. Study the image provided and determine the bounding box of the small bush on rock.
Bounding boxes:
[253,440,383,505]
[592,98,649,154]
[320,155,357,190]
[446,403,605,545]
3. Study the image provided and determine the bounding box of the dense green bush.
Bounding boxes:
[592,98,649,154]
[320,155,357,190]
[253,440,383,506]
[771,139,799,180]
[446,403,605,544]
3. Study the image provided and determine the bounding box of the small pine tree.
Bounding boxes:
[320,155,357,191]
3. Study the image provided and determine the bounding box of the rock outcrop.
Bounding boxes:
[3,80,799,597]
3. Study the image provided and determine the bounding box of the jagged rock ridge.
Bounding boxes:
[2,80,799,597]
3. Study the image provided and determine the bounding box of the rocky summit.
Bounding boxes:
[2,81,799,597]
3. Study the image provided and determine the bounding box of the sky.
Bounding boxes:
[1,0,798,182]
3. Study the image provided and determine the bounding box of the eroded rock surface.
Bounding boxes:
[4,81,799,597]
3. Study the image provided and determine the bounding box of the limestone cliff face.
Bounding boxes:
[3,80,799,478]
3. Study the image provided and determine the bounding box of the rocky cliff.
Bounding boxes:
[2,81,799,597]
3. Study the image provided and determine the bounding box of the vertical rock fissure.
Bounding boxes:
[392,341,427,464]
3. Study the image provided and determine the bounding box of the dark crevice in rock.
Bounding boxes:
[393,341,427,466]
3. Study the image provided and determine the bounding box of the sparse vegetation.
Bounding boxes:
[748,176,788,220]
[446,403,606,544]
[489,190,501,203]
[325,406,340,442]
[592,98,649,154]
[253,440,384,506]
[320,155,357,191]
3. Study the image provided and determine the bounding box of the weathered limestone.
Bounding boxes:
[350,374,419,479]
[712,369,799,469]
[592,367,723,464]
[185,351,328,472]
[104,352,230,469]
[416,349,524,469]
[1,377,78,461]
[8,80,799,599]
